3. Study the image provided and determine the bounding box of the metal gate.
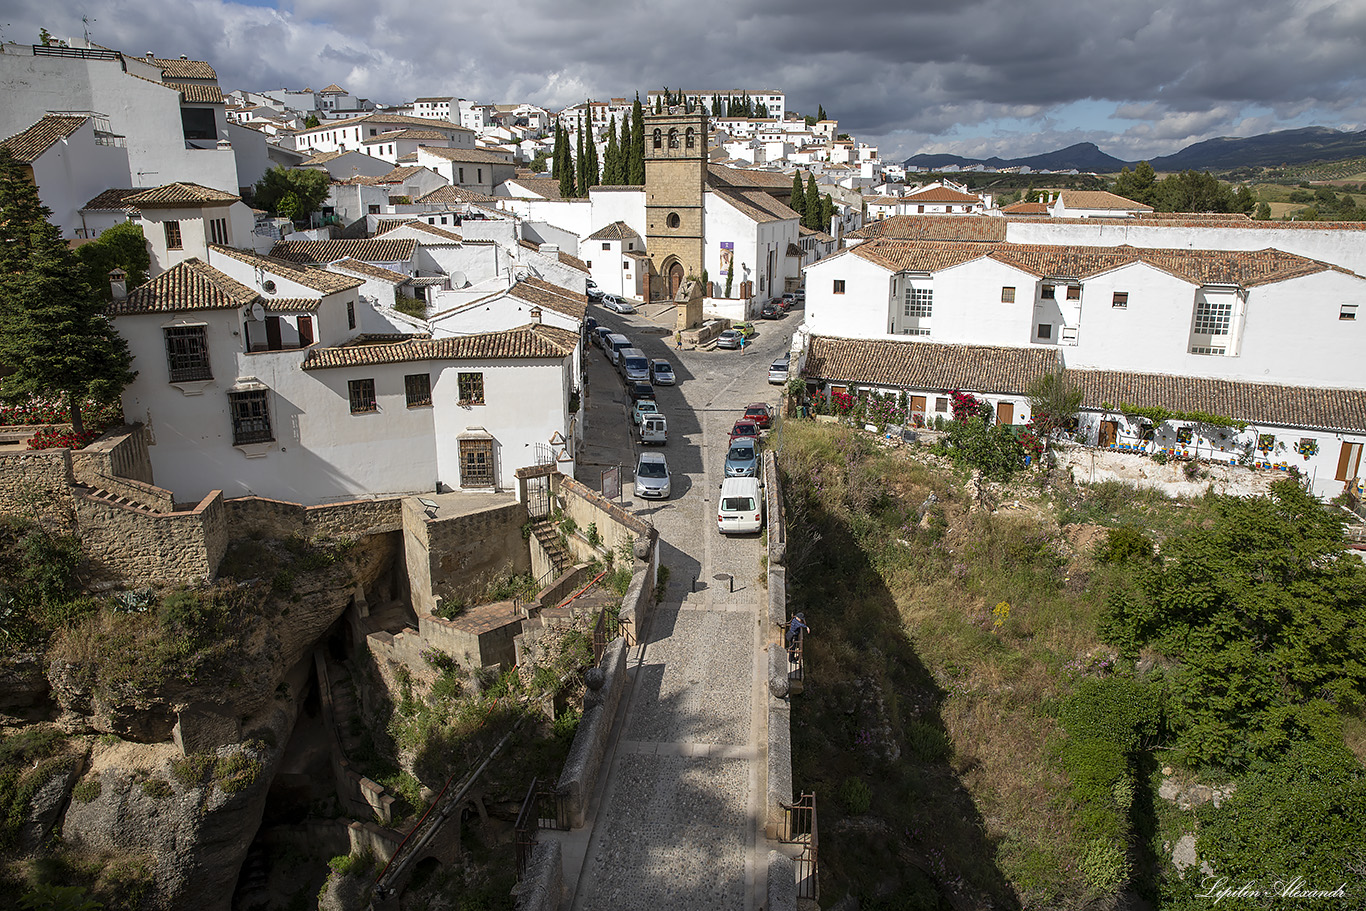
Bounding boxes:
[525,474,552,519]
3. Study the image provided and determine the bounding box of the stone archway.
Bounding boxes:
[669,261,685,298]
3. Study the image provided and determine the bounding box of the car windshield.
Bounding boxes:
[746,407,765,416]
[729,445,755,461]
[654,363,672,374]
[637,401,658,412]
[734,423,756,433]
[638,461,668,478]
[722,496,755,511]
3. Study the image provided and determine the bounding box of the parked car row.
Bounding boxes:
[718,401,773,535]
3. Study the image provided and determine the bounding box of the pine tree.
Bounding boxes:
[804,173,821,230]
[629,93,646,185]
[0,149,135,433]
[604,120,621,185]
[790,172,806,217]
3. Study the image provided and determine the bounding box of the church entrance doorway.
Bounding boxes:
[669,262,685,298]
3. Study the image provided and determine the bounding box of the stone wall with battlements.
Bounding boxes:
[74,489,229,587]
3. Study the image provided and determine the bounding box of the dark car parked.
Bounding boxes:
[627,382,656,403]
[761,301,781,319]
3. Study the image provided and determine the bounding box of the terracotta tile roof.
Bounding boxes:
[81,188,141,211]
[209,244,363,294]
[904,186,982,204]
[707,164,793,190]
[586,221,641,241]
[262,298,321,312]
[1056,190,1152,212]
[511,277,588,320]
[1001,201,1050,215]
[301,323,578,370]
[1070,369,1366,434]
[299,112,473,136]
[558,251,590,273]
[330,258,410,284]
[505,177,564,199]
[712,186,799,224]
[847,214,1007,242]
[112,258,257,315]
[370,129,449,142]
[269,238,417,265]
[1007,215,1366,233]
[416,185,501,206]
[166,82,224,104]
[320,84,346,94]
[150,57,217,79]
[846,238,1338,287]
[799,226,835,243]
[377,221,464,243]
[377,165,432,182]
[124,182,239,207]
[803,336,1061,395]
[0,115,87,163]
[419,146,516,164]
[302,150,348,165]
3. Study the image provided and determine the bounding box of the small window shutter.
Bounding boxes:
[297,316,314,346]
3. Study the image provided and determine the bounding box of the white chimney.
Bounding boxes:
[538,243,559,255]
[530,306,542,324]
[108,267,127,301]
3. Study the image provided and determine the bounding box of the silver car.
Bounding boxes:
[725,439,758,477]
[635,452,671,499]
[716,329,742,349]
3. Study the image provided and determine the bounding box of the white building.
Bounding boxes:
[416,147,518,195]
[111,246,580,504]
[582,222,647,298]
[1,114,131,239]
[294,113,475,156]
[650,90,786,121]
[0,40,238,194]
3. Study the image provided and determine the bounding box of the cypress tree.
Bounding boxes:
[821,194,836,233]
[630,93,646,185]
[552,122,565,183]
[585,119,600,193]
[817,104,826,122]
[790,172,806,216]
[804,173,821,230]
[575,114,586,197]
[604,119,621,185]
[0,149,135,433]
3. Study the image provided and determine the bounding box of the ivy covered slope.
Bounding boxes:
[776,420,1366,910]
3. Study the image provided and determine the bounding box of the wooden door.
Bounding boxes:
[1336,442,1363,481]
[669,262,685,298]
[1099,420,1118,447]
[264,316,282,351]
[910,395,926,414]
[996,402,1014,426]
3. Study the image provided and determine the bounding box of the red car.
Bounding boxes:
[743,403,772,430]
[729,419,761,442]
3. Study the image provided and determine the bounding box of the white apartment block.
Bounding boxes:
[648,90,786,121]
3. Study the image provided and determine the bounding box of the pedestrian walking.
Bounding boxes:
[675,331,682,349]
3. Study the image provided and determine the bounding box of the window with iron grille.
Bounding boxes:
[459,438,494,487]
[405,373,432,407]
[349,379,377,413]
[1193,299,1232,335]
[458,372,485,405]
[228,390,273,444]
[903,287,933,318]
[164,326,211,382]
[1001,286,1015,303]
[164,220,182,250]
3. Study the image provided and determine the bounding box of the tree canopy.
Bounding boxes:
[251,167,330,220]
[73,222,150,299]
[0,149,136,432]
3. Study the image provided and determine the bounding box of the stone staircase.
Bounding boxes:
[325,659,365,756]
[529,520,572,575]
[81,486,162,514]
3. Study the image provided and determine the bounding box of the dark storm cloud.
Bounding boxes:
[9,0,1365,159]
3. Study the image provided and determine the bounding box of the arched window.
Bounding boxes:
[652,128,662,149]
[685,127,695,149]
[668,128,679,149]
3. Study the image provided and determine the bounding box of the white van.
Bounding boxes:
[605,333,631,366]
[717,477,764,535]
[639,413,668,445]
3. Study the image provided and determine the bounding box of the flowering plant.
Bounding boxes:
[949,389,989,423]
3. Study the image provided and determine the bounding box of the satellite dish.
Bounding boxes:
[247,302,266,321]
[513,267,531,282]
[449,271,467,288]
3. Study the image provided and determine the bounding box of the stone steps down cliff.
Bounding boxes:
[81,485,163,515]
[325,659,365,757]
[529,520,572,575]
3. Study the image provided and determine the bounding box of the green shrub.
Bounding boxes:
[904,720,952,763]
[941,416,1026,480]
[170,752,216,788]
[1094,526,1154,564]
[140,778,172,799]
[1078,837,1129,894]
[71,778,101,804]
[838,776,872,815]
[327,850,374,877]
[213,752,261,795]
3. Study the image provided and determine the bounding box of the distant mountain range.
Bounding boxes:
[903,127,1366,174]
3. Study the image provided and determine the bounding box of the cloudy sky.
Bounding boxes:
[8,0,1365,162]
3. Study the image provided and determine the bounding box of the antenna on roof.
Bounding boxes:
[81,15,95,44]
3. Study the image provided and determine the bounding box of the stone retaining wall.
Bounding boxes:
[556,636,629,828]
[69,425,171,511]
[226,495,404,542]
[511,839,562,911]
[73,489,228,586]
[0,447,75,528]
[766,456,798,910]
[553,473,654,560]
